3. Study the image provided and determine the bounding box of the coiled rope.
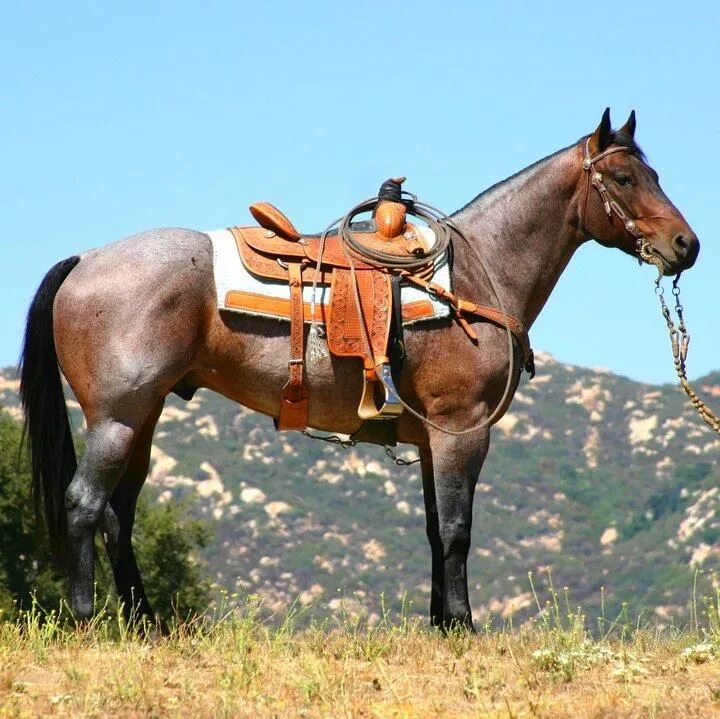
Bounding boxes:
[309,192,519,437]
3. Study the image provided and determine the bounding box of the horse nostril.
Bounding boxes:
[672,234,690,255]
[672,233,700,267]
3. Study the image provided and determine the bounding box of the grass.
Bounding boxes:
[3,582,720,718]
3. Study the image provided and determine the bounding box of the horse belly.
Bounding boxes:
[196,312,375,434]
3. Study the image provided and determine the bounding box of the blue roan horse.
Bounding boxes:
[20,110,698,631]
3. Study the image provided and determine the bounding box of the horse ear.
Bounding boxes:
[588,108,612,155]
[619,109,636,138]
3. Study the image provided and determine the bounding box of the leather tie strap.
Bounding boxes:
[276,262,309,430]
[455,299,533,373]
[401,271,534,375]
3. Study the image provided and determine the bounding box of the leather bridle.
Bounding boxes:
[582,138,720,436]
[580,138,665,277]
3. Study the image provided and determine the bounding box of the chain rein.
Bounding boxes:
[655,279,720,433]
[584,139,720,435]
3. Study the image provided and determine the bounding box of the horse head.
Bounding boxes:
[581,108,699,275]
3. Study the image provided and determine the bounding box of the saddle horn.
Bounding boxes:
[375,177,408,239]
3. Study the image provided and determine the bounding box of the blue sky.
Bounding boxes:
[3,1,719,384]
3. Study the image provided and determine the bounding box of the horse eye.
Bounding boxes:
[614,174,632,187]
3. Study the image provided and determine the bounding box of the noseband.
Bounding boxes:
[581,139,664,278]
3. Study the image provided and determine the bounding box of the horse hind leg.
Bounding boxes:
[101,400,165,624]
[65,398,165,622]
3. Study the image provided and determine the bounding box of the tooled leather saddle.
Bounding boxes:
[231,178,533,438]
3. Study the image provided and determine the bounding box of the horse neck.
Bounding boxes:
[451,143,585,329]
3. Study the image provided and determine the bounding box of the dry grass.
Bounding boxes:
[3,592,720,718]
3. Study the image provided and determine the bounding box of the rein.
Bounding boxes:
[582,140,720,435]
[654,278,720,433]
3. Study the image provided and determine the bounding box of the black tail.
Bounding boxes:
[19,256,81,565]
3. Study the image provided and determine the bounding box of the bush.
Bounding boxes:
[0,410,211,621]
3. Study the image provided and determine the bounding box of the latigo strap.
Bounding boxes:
[275,262,309,430]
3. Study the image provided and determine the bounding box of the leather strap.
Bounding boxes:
[389,275,405,375]
[581,140,644,241]
[457,299,534,376]
[276,262,309,430]
[358,369,382,420]
[401,271,534,373]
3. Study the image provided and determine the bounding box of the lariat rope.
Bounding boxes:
[308,135,717,447]
[307,194,518,437]
[583,139,720,435]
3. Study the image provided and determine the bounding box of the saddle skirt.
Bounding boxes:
[207,227,452,325]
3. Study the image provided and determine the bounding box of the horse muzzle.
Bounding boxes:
[647,233,700,275]
[670,232,700,271]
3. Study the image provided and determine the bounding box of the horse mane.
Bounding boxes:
[453,131,646,216]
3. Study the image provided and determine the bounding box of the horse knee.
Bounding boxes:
[87,422,136,472]
[65,480,107,534]
[439,519,471,558]
[66,422,136,532]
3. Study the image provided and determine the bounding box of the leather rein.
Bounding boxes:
[582,139,720,435]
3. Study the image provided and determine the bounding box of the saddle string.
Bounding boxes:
[307,223,332,361]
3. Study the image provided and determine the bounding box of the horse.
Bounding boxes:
[20,109,699,632]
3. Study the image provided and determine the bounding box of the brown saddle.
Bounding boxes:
[232,181,427,431]
[231,178,533,436]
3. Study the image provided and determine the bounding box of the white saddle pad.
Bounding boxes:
[207,227,451,325]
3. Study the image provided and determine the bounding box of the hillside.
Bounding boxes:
[3,353,720,624]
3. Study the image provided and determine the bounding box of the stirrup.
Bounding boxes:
[357,364,404,420]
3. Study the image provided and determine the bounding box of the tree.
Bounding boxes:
[0,412,63,613]
[0,411,212,620]
[132,495,211,620]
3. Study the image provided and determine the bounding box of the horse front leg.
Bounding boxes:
[420,445,444,628]
[425,428,489,632]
